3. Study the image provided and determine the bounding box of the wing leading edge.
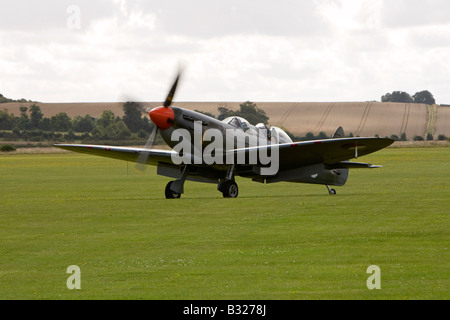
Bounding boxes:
[55,144,175,165]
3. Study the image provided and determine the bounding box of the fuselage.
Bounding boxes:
[159,107,291,152]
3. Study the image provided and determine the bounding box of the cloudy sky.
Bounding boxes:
[1,0,449,103]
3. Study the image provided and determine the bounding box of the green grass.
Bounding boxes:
[0,147,449,299]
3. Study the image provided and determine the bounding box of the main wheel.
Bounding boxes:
[221,180,239,198]
[165,181,181,199]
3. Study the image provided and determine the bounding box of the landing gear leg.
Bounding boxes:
[218,164,239,198]
[165,165,189,199]
[326,185,336,195]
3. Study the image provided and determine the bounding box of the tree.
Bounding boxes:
[317,131,328,139]
[0,109,16,130]
[96,110,115,128]
[39,118,51,131]
[217,106,235,120]
[217,101,269,124]
[413,90,435,105]
[50,112,72,132]
[115,121,132,139]
[91,126,104,139]
[0,93,35,103]
[381,93,391,102]
[141,117,154,133]
[400,132,407,141]
[103,121,131,140]
[381,91,413,103]
[73,115,94,132]
[19,106,28,116]
[0,93,11,103]
[305,132,315,140]
[29,104,43,129]
[18,106,29,130]
[64,129,77,141]
[122,102,145,133]
[238,101,269,125]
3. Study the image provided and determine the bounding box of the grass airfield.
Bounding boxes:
[0,147,449,299]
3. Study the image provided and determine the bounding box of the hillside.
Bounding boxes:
[2,101,449,139]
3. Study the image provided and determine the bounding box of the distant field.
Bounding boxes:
[3,101,450,138]
[0,147,449,299]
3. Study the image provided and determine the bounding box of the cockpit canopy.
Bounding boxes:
[270,126,293,144]
[223,116,252,131]
[222,116,293,144]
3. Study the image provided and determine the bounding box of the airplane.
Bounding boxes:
[55,71,394,199]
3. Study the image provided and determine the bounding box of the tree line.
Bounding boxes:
[1,98,447,148]
[381,90,435,105]
[0,102,156,144]
[0,101,270,144]
[0,93,36,104]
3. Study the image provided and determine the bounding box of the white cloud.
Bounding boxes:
[381,0,450,28]
[1,0,450,104]
[316,0,383,32]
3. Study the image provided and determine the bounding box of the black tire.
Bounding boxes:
[165,181,181,199]
[221,180,239,198]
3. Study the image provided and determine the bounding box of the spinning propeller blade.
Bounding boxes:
[133,69,183,172]
[163,71,181,108]
[135,125,157,172]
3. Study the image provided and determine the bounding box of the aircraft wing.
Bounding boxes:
[233,137,394,172]
[56,137,393,175]
[55,144,176,165]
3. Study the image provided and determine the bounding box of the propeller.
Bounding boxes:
[135,124,157,172]
[163,71,181,108]
[134,69,182,171]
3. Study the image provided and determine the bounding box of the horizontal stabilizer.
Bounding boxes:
[327,161,382,169]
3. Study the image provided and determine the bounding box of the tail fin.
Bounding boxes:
[332,126,345,138]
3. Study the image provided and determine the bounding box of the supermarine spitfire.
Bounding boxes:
[56,70,394,199]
